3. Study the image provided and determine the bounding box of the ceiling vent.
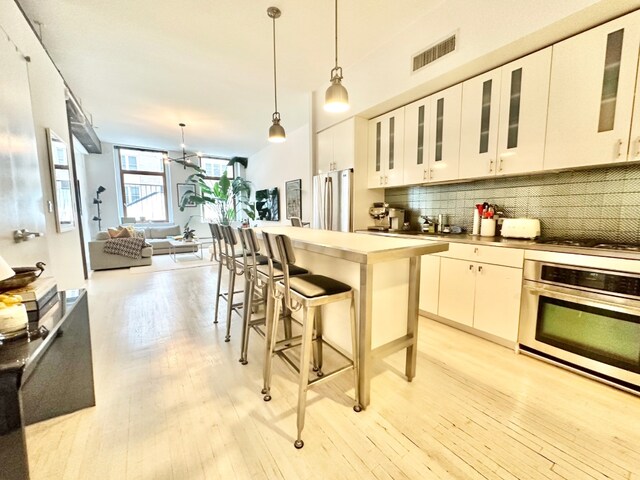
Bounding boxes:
[412,33,457,72]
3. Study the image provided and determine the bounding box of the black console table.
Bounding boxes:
[0,289,95,480]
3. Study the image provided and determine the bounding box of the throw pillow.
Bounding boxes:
[108,227,131,238]
[115,228,131,238]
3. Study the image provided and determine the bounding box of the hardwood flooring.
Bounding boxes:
[25,264,640,479]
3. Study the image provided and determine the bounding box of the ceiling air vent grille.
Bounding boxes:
[412,34,456,72]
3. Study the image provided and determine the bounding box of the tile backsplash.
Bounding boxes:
[384,164,640,243]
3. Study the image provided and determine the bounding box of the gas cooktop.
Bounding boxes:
[537,238,640,252]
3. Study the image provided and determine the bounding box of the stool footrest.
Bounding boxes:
[273,337,353,378]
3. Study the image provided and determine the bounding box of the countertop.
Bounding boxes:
[258,226,449,264]
[355,230,640,261]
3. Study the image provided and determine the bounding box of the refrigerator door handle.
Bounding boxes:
[323,177,329,229]
[327,177,333,228]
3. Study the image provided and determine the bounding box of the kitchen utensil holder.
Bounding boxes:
[480,218,496,237]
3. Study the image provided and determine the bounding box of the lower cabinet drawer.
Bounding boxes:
[440,242,524,268]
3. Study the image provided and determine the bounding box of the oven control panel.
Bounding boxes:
[541,265,640,297]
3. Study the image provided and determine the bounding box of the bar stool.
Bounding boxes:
[210,224,226,324]
[217,225,247,341]
[236,228,309,365]
[267,233,361,449]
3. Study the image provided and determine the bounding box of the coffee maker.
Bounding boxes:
[388,208,405,231]
[368,203,390,231]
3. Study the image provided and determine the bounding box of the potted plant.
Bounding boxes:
[177,161,255,226]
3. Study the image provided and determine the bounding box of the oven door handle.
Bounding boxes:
[523,284,640,317]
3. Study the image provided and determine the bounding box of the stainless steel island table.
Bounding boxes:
[258,227,448,408]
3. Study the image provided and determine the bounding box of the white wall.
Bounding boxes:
[84,142,119,239]
[1,0,85,289]
[246,123,313,226]
[312,0,640,132]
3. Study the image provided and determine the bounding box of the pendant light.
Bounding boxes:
[267,7,286,143]
[324,0,349,113]
[162,123,203,168]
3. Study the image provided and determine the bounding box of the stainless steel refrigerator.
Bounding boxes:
[312,168,353,231]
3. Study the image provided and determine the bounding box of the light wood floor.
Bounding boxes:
[26,263,640,479]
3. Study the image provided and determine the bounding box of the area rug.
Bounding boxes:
[129,253,216,275]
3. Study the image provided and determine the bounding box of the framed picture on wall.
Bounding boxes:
[255,187,280,221]
[177,183,197,207]
[285,179,302,220]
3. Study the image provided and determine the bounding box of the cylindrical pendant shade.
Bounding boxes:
[324,80,349,113]
[269,121,286,143]
[0,255,15,281]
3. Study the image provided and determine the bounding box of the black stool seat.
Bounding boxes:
[287,274,351,298]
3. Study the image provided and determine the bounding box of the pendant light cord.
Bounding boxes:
[334,0,338,69]
[272,15,278,113]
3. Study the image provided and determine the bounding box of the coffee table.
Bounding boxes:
[168,239,203,262]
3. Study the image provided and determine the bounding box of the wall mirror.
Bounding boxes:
[47,128,76,232]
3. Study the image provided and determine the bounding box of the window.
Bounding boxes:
[116,147,168,222]
[200,157,233,221]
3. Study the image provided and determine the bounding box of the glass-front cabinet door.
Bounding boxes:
[459,70,501,179]
[496,47,551,176]
[544,9,640,170]
[427,84,462,183]
[403,97,430,184]
[367,108,405,188]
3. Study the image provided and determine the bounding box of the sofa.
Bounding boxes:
[88,231,153,271]
[141,225,198,255]
[88,225,199,270]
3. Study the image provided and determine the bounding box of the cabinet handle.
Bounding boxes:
[489,159,494,173]
[616,139,623,158]
[423,169,427,180]
[498,157,504,172]
[635,138,640,159]
[469,264,474,271]
[429,168,434,180]
[474,247,479,254]
[478,265,483,273]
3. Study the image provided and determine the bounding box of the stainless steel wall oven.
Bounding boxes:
[519,257,640,394]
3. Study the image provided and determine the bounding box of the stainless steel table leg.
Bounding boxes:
[405,256,420,381]
[358,263,373,409]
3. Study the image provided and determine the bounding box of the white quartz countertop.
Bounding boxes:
[258,227,448,264]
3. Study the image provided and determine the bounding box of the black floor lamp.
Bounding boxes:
[92,185,106,231]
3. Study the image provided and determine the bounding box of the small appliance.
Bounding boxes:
[388,208,405,231]
[501,218,540,239]
[368,203,390,231]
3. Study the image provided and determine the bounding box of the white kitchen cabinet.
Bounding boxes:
[630,67,640,163]
[497,48,551,176]
[437,246,524,343]
[368,108,405,188]
[545,10,640,170]
[419,254,440,315]
[403,97,431,184]
[316,119,356,174]
[459,69,502,179]
[459,48,552,180]
[473,263,522,342]
[427,84,461,183]
[438,257,475,327]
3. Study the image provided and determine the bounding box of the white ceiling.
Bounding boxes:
[17,0,441,158]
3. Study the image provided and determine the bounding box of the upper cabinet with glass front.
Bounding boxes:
[427,84,462,183]
[403,96,430,184]
[545,10,640,170]
[367,107,405,188]
[459,48,552,179]
[404,84,462,184]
